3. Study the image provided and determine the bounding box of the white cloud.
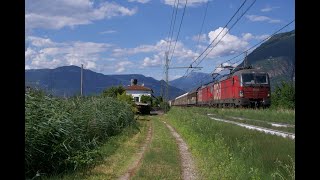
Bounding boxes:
[115,61,133,72]
[100,30,116,34]
[112,40,167,57]
[128,0,150,3]
[163,0,208,7]
[204,27,249,58]
[242,33,254,41]
[192,34,208,43]
[142,55,163,67]
[246,15,281,23]
[27,36,57,47]
[113,39,198,62]
[241,33,270,41]
[26,0,137,30]
[25,48,37,61]
[260,6,280,12]
[25,36,112,70]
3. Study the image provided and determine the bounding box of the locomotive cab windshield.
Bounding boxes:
[241,73,269,85]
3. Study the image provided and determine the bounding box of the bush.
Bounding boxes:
[102,86,125,98]
[25,89,135,178]
[271,81,295,109]
[140,95,153,105]
[160,101,170,113]
[117,92,138,113]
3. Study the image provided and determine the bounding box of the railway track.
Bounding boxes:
[207,113,294,128]
[207,115,295,140]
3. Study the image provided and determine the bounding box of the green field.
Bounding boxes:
[165,107,295,179]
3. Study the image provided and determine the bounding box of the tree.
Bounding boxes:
[102,86,125,98]
[152,96,163,107]
[117,92,138,113]
[140,95,153,105]
[271,81,295,109]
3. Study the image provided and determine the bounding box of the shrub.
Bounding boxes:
[102,86,125,98]
[271,81,295,109]
[140,95,153,105]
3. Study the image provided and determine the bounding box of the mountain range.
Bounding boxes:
[25,65,185,99]
[25,30,294,98]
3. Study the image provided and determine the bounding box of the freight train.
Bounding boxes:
[170,66,271,108]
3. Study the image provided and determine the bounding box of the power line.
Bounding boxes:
[168,0,188,65]
[186,0,256,77]
[196,0,256,66]
[223,20,295,66]
[167,0,180,54]
[204,20,295,83]
[184,0,210,77]
[188,0,248,68]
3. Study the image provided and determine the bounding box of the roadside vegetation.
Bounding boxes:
[25,88,136,179]
[166,107,295,179]
[46,117,150,180]
[132,115,181,180]
[271,81,295,109]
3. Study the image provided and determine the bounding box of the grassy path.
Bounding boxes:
[164,121,198,180]
[132,115,182,180]
[118,117,153,180]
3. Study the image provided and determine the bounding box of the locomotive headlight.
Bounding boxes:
[239,90,244,97]
[267,92,270,97]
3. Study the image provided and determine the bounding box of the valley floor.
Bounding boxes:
[45,107,295,180]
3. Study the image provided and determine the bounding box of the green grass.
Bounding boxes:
[166,107,295,179]
[190,106,295,125]
[132,115,182,180]
[44,118,150,180]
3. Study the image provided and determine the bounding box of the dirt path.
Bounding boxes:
[118,121,153,180]
[163,121,198,180]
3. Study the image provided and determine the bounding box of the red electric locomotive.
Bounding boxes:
[170,66,271,108]
[198,66,271,108]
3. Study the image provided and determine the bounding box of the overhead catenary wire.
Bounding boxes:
[188,0,248,68]
[168,0,188,65]
[196,19,295,84]
[182,0,249,78]
[184,0,210,77]
[221,19,295,66]
[162,0,178,97]
[166,0,180,53]
[186,0,257,77]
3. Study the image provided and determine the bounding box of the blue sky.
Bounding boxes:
[25,0,295,80]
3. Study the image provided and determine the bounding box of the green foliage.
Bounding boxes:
[271,81,295,109]
[152,96,163,107]
[117,92,138,114]
[140,95,152,105]
[160,101,170,112]
[102,86,125,98]
[25,89,135,178]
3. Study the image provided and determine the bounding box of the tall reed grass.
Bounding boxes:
[25,89,135,178]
